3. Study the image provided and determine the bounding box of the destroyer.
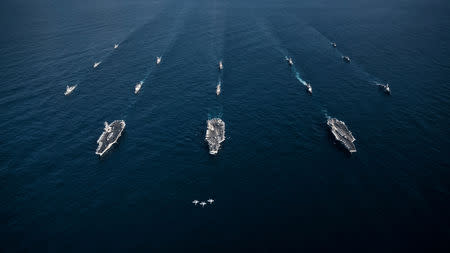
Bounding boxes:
[135,81,143,94]
[342,56,351,63]
[287,57,293,66]
[205,118,225,155]
[95,120,126,156]
[327,118,356,153]
[378,83,391,94]
[64,84,77,96]
[306,83,312,94]
[216,82,221,96]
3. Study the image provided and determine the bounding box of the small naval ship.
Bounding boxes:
[378,83,391,94]
[327,118,356,153]
[205,118,225,155]
[331,42,337,47]
[219,61,223,70]
[114,43,119,49]
[306,83,312,94]
[342,56,351,63]
[216,82,221,96]
[156,56,162,64]
[135,81,143,94]
[95,120,126,156]
[64,84,77,96]
[93,61,101,68]
[287,57,293,66]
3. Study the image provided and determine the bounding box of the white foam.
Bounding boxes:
[295,72,308,86]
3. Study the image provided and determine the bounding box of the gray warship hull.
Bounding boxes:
[96,120,126,156]
[378,84,391,94]
[327,118,356,153]
[205,118,225,155]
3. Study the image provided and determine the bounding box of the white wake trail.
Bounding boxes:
[295,71,308,86]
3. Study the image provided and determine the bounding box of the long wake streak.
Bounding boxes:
[120,4,191,121]
[308,25,388,87]
[287,57,308,87]
[256,17,309,89]
[295,71,307,86]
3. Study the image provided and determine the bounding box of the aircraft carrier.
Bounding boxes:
[327,118,356,153]
[205,118,225,155]
[95,120,126,156]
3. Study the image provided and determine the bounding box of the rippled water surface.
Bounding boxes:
[1,0,449,251]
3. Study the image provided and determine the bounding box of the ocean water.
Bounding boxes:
[1,0,449,251]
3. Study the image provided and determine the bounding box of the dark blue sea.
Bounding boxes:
[1,0,450,252]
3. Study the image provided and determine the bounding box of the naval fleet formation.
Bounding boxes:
[65,41,392,156]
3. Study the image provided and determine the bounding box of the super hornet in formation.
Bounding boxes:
[192,199,214,207]
[95,120,126,156]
